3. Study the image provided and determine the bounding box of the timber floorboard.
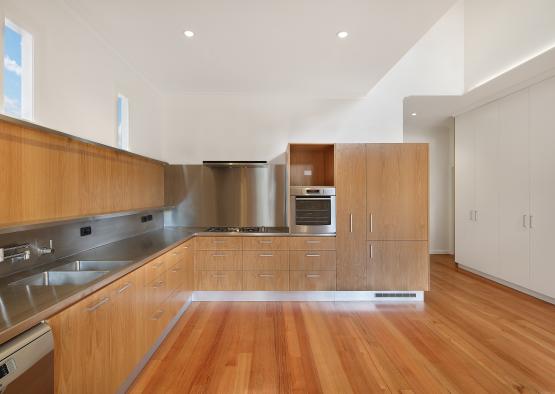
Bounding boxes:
[129,255,555,393]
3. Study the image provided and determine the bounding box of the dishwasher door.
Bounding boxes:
[0,323,54,394]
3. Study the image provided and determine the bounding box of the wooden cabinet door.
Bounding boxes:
[497,90,531,286]
[530,77,555,298]
[367,241,429,291]
[335,144,367,290]
[366,144,428,241]
[110,271,141,389]
[49,285,114,394]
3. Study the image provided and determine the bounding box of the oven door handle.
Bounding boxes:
[295,197,333,201]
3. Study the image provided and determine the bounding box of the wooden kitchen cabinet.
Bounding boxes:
[48,240,195,393]
[48,283,116,394]
[366,144,428,241]
[367,241,429,291]
[335,143,367,290]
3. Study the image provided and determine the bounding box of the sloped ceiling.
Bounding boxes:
[64,0,455,98]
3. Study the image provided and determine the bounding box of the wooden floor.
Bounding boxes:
[129,255,555,393]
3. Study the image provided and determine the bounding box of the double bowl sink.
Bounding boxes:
[8,260,133,287]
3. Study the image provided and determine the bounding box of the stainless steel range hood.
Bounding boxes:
[203,161,268,168]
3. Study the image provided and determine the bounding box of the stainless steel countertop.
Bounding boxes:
[0,225,332,344]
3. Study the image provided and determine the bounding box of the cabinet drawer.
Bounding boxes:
[290,271,336,291]
[289,250,336,270]
[243,271,289,291]
[146,303,172,345]
[243,251,289,271]
[166,262,185,294]
[195,270,243,290]
[144,255,169,283]
[167,246,186,267]
[146,271,170,311]
[196,236,242,250]
[242,236,289,251]
[289,237,336,251]
[195,250,242,270]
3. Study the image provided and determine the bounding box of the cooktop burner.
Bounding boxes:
[206,226,265,233]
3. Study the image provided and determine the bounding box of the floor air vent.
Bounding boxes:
[375,293,417,298]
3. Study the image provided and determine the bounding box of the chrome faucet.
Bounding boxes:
[36,240,55,256]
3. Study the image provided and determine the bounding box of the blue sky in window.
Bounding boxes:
[3,23,22,117]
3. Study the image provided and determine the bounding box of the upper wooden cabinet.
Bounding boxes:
[366,144,428,241]
[288,144,334,186]
[335,144,367,290]
[0,118,165,228]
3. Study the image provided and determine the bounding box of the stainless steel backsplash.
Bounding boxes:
[0,211,163,278]
[164,165,286,227]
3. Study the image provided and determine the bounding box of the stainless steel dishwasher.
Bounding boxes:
[0,323,54,393]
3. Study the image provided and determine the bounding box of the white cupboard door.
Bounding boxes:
[497,90,530,287]
[455,112,476,267]
[530,77,555,298]
[473,102,499,276]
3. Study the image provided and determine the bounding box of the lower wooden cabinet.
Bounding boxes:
[290,270,336,291]
[47,239,194,393]
[367,241,429,291]
[195,270,243,290]
[243,270,289,290]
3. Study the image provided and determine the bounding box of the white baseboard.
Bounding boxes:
[459,265,555,305]
[192,291,424,302]
[430,250,454,255]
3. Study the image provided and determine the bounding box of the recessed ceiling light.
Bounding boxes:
[411,112,417,116]
[337,31,349,39]
[184,30,194,38]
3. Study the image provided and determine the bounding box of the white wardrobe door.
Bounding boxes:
[473,102,499,276]
[530,77,555,298]
[497,90,530,287]
[455,112,476,267]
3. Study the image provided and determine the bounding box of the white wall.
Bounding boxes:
[0,0,164,160]
[404,123,455,254]
[162,1,464,164]
[465,0,555,90]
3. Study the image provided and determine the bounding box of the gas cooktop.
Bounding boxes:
[206,226,266,233]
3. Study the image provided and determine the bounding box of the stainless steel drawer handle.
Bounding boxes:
[153,280,165,288]
[87,297,110,312]
[258,274,274,278]
[213,253,227,257]
[305,253,321,257]
[151,309,164,320]
[172,267,183,272]
[350,213,353,233]
[369,213,373,232]
[212,274,227,278]
[259,240,273,244]
[172,251,182,256]
[259,253,274,257]
[523,214,528,228]
[369,244,373,259]
[117,282,132,294]
[183,245,189,249]
[306,274,320,279]
[306,240,321,244]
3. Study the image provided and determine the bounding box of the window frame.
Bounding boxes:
[3,18,34,120]
[117,93,130,151]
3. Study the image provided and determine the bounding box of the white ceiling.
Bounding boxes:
[64,0,455,98]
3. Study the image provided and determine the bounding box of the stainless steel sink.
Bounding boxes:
[9,271,108,286]
[54,260,132,272]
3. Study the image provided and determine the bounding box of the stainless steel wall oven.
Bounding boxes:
[290,187,336,234]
